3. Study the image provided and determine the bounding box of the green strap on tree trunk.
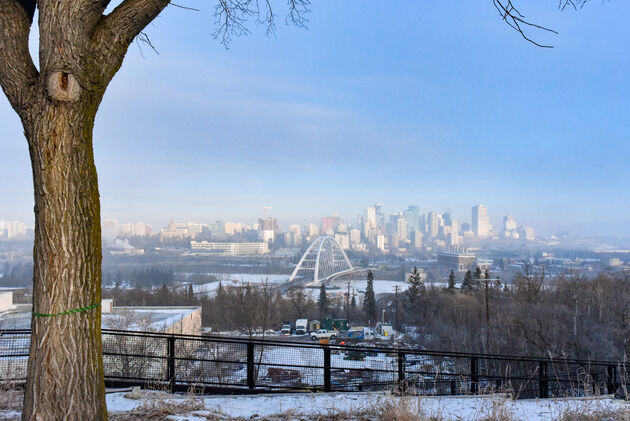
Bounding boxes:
[33,302,100,317]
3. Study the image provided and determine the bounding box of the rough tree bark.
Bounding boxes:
[0,0,169,419]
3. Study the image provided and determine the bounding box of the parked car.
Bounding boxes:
[311,329,337,340]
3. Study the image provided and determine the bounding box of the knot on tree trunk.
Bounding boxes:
[47,71,81,102]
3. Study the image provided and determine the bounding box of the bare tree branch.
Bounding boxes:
[213,0,310,46]
[0,0,39,115]
[92,0,171,82]
[493,0,558,48]
[95,0,171,54]
[493,0,595,48]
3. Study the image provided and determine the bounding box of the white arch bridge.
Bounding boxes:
[288,236,361,286]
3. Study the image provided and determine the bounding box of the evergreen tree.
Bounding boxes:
[474,266,483,289]
[448,270,456,290]
[186,284,195,305]
[363,271,377,323]
[462,270,474,290]
[318,282,328,320]
[405,266,424,310]
[351,292,357,307]
[216,280,225,298]
[495,275,502,288]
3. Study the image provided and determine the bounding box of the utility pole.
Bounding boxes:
[394,285,399,330]
[346,280,351,323]
[484,269,490,352]
[485,276,489,328]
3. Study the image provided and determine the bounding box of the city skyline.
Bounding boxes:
[1,3,629,237]
[0,202,540,239]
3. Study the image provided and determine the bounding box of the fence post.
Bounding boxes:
[247,341,255,391]
[324,345,331,392]
[539,361,548,398]
[470,357,478,394]
[397,351,406,393]
[450,379,457,395]
[607,364,615,395]
[167,335,175,393]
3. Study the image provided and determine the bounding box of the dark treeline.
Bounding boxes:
[103,268,176,288]
[104,270,630,361]
[0,262,32,287]
[104,281,368,334]
[389,271,630,361]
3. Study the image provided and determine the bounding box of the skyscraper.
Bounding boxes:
[427,211,438,238]
[397,217,408,242]
[472,205,492,239]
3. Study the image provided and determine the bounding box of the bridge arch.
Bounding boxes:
[288,236,353,285]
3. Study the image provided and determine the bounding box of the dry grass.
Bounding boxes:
[556,408,630,421]
[108,398,206,421]
[379,400,438,421]
[475,398,516,421]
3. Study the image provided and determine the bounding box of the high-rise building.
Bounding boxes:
[350,229,361,244]
[334,232,350,250]
[427,211,438,238]
[102,219,119,239]
[451,219,459,237]
[403,205,421,233]
[224,221,236,235]
[258,216,278,243]
[518,226,536,241]
[472,205,492,239]
[306,224,319,238]
[376,234,386,252]
[374,203,384,228]
[502,216,517,238]
[321,213,341,235]
[442,212,452,227]
[411,230,422,249]
[397,217,408,242]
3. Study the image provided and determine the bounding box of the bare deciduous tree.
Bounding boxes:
[0,1,306,418]
[0,0,589,418]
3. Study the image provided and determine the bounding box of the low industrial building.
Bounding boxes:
[437,247,477,273]
[190,241,269,256]
[0,293,201,336]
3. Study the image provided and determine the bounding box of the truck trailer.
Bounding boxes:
[295,319,308,335]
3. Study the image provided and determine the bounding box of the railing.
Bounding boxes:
[0,329,628,398]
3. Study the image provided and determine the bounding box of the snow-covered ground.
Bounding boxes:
[192,274,289,297]
[105,391,630,420]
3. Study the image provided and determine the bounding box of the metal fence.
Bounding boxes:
[0,329,628,399]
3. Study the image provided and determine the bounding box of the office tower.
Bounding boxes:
[306,224,319,237]
[502,216,517,238]
[374,203,385,228]
[350,229,361,244]
[397,217,408,242]
[411,230,422,249]
[258,214,278,243]
[376,234,386,252]
[403,205,421,233]
[442,212,452,227]
[427,211,438,238]
[472,205,491,239]
[321,212,341,236]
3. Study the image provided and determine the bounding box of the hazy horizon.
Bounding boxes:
[1,2,629,237]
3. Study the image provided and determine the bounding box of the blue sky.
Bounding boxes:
[0,1,629,235]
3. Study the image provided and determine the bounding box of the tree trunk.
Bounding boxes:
[0,1,174,418]
[22,99,106,420]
